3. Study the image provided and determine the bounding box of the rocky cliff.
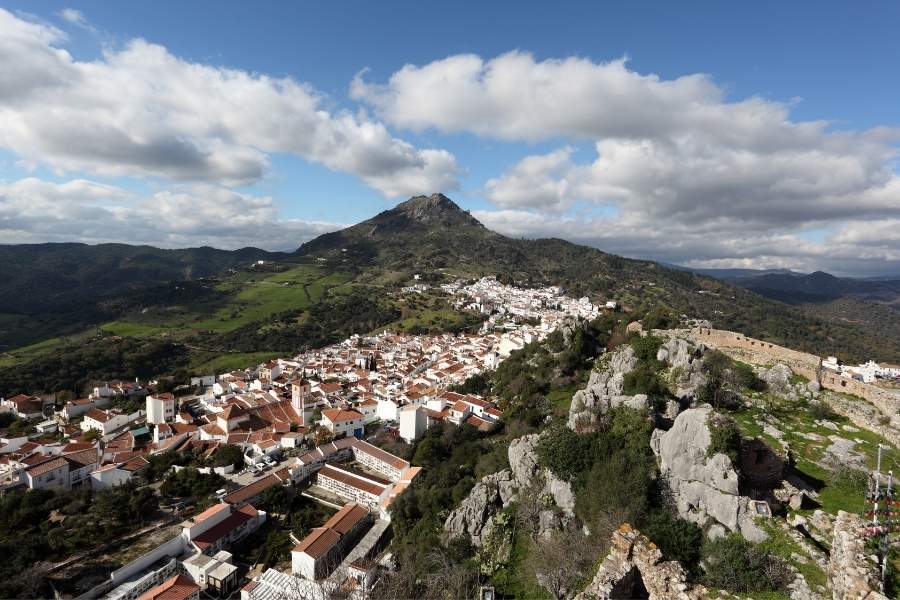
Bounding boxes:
[443,430,576,547]
[651,405,768,541]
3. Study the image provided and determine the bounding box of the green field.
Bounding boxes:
[186,266,349,332]
[0,336,68,367]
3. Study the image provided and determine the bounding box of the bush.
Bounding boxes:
[640,509,703,571]
[808,400,834,421]
[701,534,793,594]
[622,362,668,397]
[707,415,741,464]
[630,335,663,361]
[536,424,596,481]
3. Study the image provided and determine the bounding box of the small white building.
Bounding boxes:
[147,393,176,425]
[320,409,365,438]
[81,408,144,435]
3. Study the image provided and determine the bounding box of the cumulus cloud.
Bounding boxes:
[0,9,459,196]
[0,177,341,250]
[356,51,900,274]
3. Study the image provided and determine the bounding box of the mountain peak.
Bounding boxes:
[392,193,477,225]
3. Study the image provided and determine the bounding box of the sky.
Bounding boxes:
[1,2,900,276]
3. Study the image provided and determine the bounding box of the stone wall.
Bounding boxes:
[687,328,900,419]
[827,511,887,600]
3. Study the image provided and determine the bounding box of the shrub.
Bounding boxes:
[536,424,596,481]
[630,335,664,361]
[640,509,703,571]
[707,415,741,464]
[808,400,834,421]
[701,534,793,594]
[623,362,668,397]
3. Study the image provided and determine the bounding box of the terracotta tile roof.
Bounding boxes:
[318,464,386,497]
[322,408,363,424]
[222,474,282,506]
[192,502,230,524]
[351,439,409,470]
[63,448,99,467]
[84,408,111,423]
[191,504,258,550]
[137,573,198,600]
[293,526,341,560]
[26,457,67,477]
[121,456,150,471]
[322,503,368,535]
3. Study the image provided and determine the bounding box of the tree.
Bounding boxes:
[525,528,597,600]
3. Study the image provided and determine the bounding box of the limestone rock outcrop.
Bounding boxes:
[575,523,705,600]
[444,431,576,547]
[443,469,515,546]
[508,433,575,516]
[658,337,708,400]
[827,511,887,600]
[761,363,794,394]
[567,346,644,430]
[651,405,767,541]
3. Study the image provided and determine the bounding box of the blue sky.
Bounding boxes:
[1,1,899,275]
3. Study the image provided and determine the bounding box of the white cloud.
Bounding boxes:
[0,9,459,197]
[357,51,900,274]
[57,8,90,29]
[0,177,341,250]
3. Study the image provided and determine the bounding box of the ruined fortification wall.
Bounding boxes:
[688,328,900,418]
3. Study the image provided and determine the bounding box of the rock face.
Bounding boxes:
[659,337,708,400]
[651,406,767,541]
[444,431,576,547]
[443,469,516,546]
[827,511,887,600]
[568,346,644,430]
[761,363,794,394]
[508,433,575,516]
[575,523,705,600]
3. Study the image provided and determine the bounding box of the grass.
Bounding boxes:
[187,266,348,333]
[0,264,352,371]
[99,321,169,338]
[0,336,65,367]
[728,394,885,516]
[758,521,827,591]
[547,382,586,418]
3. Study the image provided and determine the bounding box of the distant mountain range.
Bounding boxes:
[672,264,900,306]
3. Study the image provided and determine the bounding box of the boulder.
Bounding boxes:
[761,363,793,394]
[652,406,767,541]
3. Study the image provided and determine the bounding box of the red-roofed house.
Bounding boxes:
[181,502,266,555]
[1,394,46,420]
[291,503,372,580]
[321,409,365,438]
